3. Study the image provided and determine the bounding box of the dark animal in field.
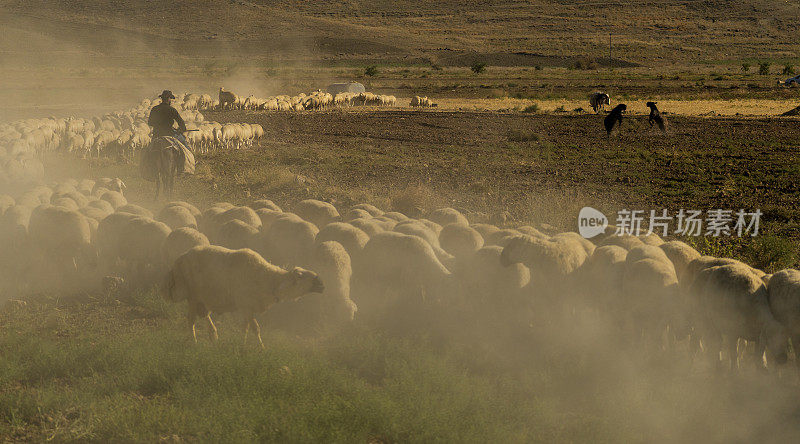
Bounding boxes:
[646,101,666,132]
[604,104,627,135]
[218,87,237,109]
[589,92,610,113]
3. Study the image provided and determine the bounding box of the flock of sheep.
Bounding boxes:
[214,88,397,112]
[1,172,799,370]
[0,95,266,173]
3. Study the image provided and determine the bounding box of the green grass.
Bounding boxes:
[0,290,627,442]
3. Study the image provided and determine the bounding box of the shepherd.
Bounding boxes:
[142,90,195,200]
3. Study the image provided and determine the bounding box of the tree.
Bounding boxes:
[471,61,486,74]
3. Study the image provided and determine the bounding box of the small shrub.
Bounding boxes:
[364,65,378,77]
[759,62,771,75]
[521,103,540,113]
[431,63,442,71]
[507,129,540,142]
[471,62,487,74]
[571,57,599,70]
[783,64,796,75]
[534,65,543,71]
[741,63,750,72]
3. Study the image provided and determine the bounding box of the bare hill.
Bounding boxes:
[2,0,800,66]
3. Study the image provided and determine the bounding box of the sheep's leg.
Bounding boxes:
[206,313,219,340]
[252,318,265,350]
[188,311,198,343]
[727,336,739,371]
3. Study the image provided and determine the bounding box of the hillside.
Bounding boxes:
[2,0,800,66]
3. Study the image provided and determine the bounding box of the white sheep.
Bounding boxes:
[691,263,788,370]
[162,227,210,265]
[294,199,339,228]
[354,231,452,319]
[259,215,319,267]
[157,205,198,230]
[438,223,484,258]
[427,207,469,226]
[163,245,324,346]
[767,269,800,353]
[315,222,370,260]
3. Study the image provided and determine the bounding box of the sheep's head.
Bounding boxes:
[282,267,324,301]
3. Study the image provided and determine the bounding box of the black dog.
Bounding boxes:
[646,101,666,132]
[604,104,626,135]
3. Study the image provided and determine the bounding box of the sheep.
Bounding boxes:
[454,245,530,309]
[254,208,285,230]
[439,223,484,258]
[691,263,788,370]
[52,190,89,208]
[344,208,373,221]
[266,241,357,332]
[383,211,409,222]
[659,241,701,281]
[353,231,452,319]
[294,199,339,228]
[87,199,115,215]
[216,219,259,250]
[351,203,383,217]
[393,220,455,268]
[575,245,628,313]
[163,245,324,346]
[99,190,127,209]
[249,199,282,212]
[639,232,664,246]
[604,104,627,135]
[485,228,524,248]
[500,234,589,316]
[117,204,154,219]
[259,215,319,267]
[348,217,385,236]
[470,223,500,239]
[215,206,262,230]
[372,216,398,231]
[162,227,210,265]
[92,177,126,196]
[517,225,548,239]
[598,233,644,250]
[157,205,198,230]
[551,231,596,256]
[77,179,95,195]
[52,197,80,211]
[646,102,667,132]
[80,206,110,223]
[589,92,610,113]
[96,214,170,283]
[27,205,95,277]
[767,269,800,361]
[625,244,675,275]
[427,207,469,226]
[315,222,369,260]
[394,220,440,247]
[164,201,201,218]
[620,258,680,348]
